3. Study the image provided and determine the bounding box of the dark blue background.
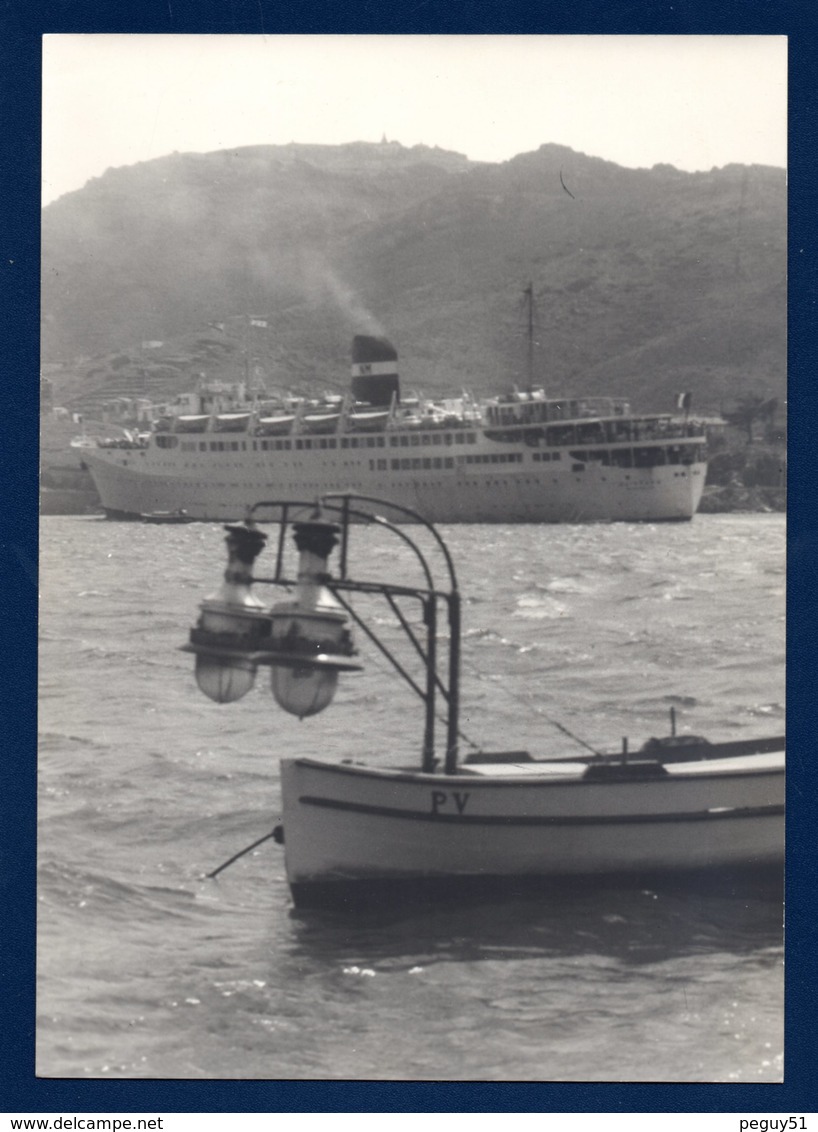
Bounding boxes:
[3,1,815,1114]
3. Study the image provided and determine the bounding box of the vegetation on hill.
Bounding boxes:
[42,141,784,412]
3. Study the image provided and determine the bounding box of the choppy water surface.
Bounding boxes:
[37,514,785,1081]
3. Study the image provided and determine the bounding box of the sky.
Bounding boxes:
[41,35,787,206]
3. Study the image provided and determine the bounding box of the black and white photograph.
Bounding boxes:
[37,34,786,1082]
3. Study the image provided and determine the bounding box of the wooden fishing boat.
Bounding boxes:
[279,741,783,906]
[141,508,194,524]
[182,493,784,907]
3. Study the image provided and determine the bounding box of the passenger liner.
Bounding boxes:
[81,335,708,523]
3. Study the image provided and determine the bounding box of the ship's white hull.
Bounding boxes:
[83,444,706,523]
[279,751,784,905]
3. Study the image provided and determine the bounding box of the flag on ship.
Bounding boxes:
[677,392,693,412]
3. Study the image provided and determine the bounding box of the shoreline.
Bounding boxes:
[698,485,786,514]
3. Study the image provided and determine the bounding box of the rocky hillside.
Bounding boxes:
[41,140,785,417]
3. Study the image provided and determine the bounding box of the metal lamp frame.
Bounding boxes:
[245,493,462,775]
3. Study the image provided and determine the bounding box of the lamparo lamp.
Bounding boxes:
[184,515,359,717]
[267,518,360,719]
[185,524,272,703]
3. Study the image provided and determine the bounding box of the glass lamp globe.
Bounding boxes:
[195,654,257,704]
[270,664,339,719]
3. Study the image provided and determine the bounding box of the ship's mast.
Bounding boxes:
[244,315,251,388]
[523,282,534,394]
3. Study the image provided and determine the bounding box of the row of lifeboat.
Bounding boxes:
[160,397,476,439]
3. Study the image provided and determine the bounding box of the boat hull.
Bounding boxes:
[83,445,706,523]
[279,753,784,905]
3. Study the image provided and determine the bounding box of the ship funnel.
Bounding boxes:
[350,335,400,406]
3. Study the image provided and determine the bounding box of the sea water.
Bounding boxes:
[37,513,785,1081]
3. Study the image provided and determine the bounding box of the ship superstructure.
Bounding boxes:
[81,335,709,523]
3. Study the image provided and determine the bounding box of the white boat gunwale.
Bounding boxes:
[285,750,784,787]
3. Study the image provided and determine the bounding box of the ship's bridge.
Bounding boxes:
[485,395,631,427]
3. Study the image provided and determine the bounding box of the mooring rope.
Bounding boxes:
[458,653,602,757]
[206,828,280,879]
